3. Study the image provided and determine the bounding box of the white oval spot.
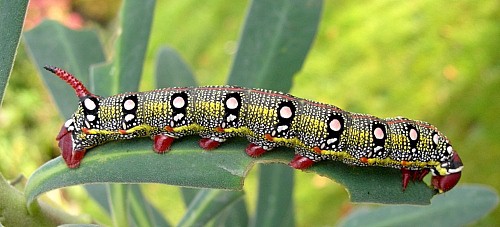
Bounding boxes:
[84,98,96,110]
[329,119,342,131]
[327,138,337,145]
[227,114,236,122]
[124,99,136,110]
[374,127,385,140]
[277,125,289,132]
[173,96,186,108]
[447,145,453,154]
[433,133,440,144]
[64,119,74,127]
[174,113,184,121]
[279,106,293,119]
[226,97,239,109]
[124,114,135,122]
[86,114,96,122]
[409,128,418,141]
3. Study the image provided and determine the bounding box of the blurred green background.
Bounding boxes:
[1,0,498,225]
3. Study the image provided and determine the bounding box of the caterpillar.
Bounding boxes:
[45,66,463,193]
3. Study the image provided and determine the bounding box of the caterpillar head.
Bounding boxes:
[45,66,97,168]
[431,135,463,193]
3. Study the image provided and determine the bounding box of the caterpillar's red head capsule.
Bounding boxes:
[431,150,463,193]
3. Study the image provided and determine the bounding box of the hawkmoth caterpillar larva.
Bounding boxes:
[45,66,463,193]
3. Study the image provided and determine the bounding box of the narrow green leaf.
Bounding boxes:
[154,45,205,211]
[83,184,111,214]
[155,46,197,88]
[0,0,29,106]
[0,174,69,226]
[90,62,114,96]
[108,184,129,227]
[127,185,171,227]
[181,188,200,206]
[339,185,499,227]
[25,137,435,207]
[227,0,322,91]
[227,1,322,226]
[178,189,244,227]
[24,20,106,118]
[213,199,249,227]
[114,0,156,92]
[250,164,294,227]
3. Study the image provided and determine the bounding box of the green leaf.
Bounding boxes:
[24,20,106,118]
[90,63,114,97]
[180,188,200,206]
[250,164,294,227]
[213,199,249,227]
[227,0,322,225]
[0,174,86,226]
[177,189,244,227]
[227,0,322,91]
[83,184,111,214]
[108,184,129,227]
[127,185,171,227]
[338,185,499,227]
[114,0,156,93]
[155,46,197,88]
[24,137,435,207]
[0,0,28,106]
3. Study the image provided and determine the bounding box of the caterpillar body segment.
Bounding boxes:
[46,66,463,193]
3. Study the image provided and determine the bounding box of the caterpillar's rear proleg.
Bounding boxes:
[153,134,175,154]
[245,143,267,157]
[199,138,221,150]
[289,154,315,169]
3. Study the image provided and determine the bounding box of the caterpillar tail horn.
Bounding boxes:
[45,66,92,167]
[43,65,94,98]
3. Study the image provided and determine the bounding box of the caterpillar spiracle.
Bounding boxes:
[45,66,463,193]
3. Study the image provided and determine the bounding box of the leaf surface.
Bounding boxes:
[25,137,435,206]
[339,185,499,227]
[0,0,29,106]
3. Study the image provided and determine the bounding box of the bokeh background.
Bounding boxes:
[1,0,498,225]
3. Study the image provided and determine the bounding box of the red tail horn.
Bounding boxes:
[43,65,92,98]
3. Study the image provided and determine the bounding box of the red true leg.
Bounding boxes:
[245,143,267,157]
[401,168,412,191]
[153,134,175,154]
[199,138,221,150]
[289,154,315,170]
[417,169,430,181]
[401,168,431,191]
